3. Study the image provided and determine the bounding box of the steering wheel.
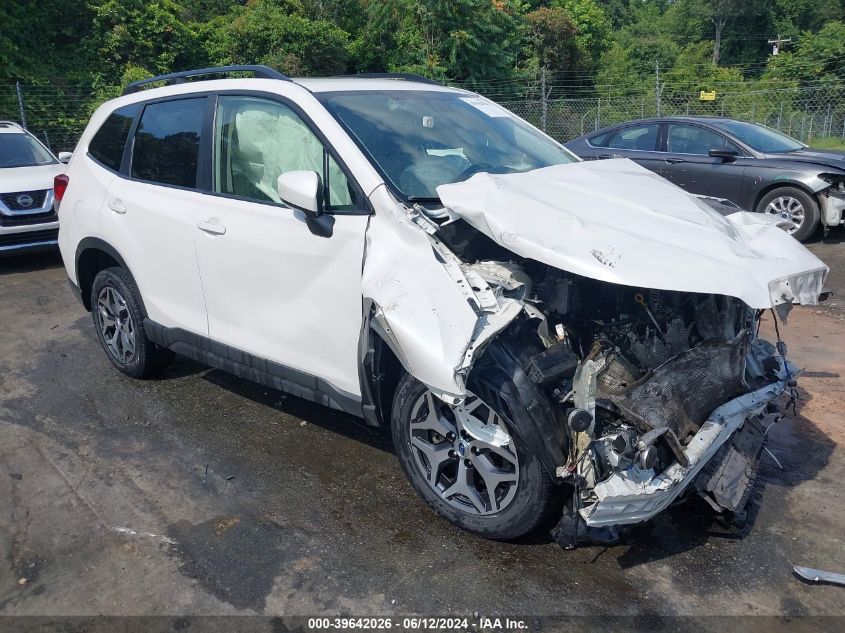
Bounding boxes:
[455,163,494,182]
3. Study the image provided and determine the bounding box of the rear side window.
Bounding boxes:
[607,124,659,151]
[88,104,139,171]
[131,98,205,188]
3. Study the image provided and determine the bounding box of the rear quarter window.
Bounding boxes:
[88,104,139,171]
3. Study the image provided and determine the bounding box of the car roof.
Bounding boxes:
[295,77,466,94]
[0,121,27,134]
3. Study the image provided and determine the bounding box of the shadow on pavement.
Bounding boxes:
[0,249,63,275]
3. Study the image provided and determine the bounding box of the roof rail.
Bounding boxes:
[123,65,290,95]
[0,120,23,129]
[337,73,444,86]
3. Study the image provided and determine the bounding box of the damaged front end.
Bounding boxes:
[362,159,827,545]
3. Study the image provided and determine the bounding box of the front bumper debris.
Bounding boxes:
[579,366,790,528]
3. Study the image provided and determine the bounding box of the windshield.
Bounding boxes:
[0,133,56,167]
[710,120,804,153]
[317,90,577,200]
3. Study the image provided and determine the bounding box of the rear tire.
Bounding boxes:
[755,186,820,242]
[90,267,173,378]
[391,373,558,540]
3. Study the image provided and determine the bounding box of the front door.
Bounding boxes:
[193,94,370,398]
[659,122,746,204]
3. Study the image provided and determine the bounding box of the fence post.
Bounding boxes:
[540,68,547,133]
[15,81,27,129]
[595,98,600,131]
[655,61,661,116]
[777,102,783,131]
[826,103,832,137]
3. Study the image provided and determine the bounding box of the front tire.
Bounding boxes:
[756,186,820,242]
[90,267,173,378]
[391,374,558,540]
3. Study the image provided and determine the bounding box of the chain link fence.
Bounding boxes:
[0,83,99,153]
[3,81,845,154]
[501,84,845,144]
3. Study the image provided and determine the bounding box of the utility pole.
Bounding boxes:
[768,34,792,56]
[655,61,661,117]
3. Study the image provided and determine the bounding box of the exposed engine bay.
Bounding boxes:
[432,217,800,544]
[361,160,827,546]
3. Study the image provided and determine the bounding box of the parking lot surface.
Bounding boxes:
[1,234,845,623]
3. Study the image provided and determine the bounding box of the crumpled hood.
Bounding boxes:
[436,159,827,309]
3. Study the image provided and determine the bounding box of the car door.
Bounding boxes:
[659,122,746,203]
[586,122,665,174]
[193,94,370,399]
[102,96,209,335]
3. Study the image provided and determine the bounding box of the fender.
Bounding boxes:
[74,237,133,310]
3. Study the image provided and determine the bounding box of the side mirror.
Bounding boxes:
[58,151,72,164]
[277,170,323,219]
[708,148,738,162]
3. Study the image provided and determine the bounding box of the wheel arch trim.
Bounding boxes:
[74,237,134,311]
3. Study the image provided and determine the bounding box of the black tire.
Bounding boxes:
[391,373,559,540]
[755,186,820,242]
[90,267,174,378]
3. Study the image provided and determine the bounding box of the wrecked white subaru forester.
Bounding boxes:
[58,67,828,547]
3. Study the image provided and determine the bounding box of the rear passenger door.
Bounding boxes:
[102,96,209,335]
[589,122,664,174]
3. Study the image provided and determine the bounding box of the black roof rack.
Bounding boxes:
[123,65,290,95]
[334,73,444,86]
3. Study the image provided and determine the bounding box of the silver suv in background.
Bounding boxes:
[0,121,66,255]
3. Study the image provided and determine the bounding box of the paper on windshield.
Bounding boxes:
[460,97,511,118]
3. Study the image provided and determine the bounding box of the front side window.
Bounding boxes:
[213,96,354,211]
[131,98,205,188]
[666,124,740,155]
[607,124,659,151]
[89,104,139,171]
[0,133,56,168]
[317,90,576,200]
[710,120,803,153]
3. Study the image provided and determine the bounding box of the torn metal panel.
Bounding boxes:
[361,185,525,401]
[436,159,827,309]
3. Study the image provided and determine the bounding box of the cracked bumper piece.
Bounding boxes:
[580,373,789,528]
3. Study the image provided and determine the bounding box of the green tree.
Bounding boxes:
[203,0,350,75]
[551,0,611,69]
[523,7,578,75]
[367,0,525,81]
[85,0,204,82]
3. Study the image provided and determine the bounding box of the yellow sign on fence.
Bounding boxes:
[700,90,717,101]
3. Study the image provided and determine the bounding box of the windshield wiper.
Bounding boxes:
[406,196,442,204]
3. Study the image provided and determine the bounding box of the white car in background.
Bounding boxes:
[57,66,827,548]
[0,121,66,254]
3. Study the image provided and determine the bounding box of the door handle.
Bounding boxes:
[197,218,226,235]
[108,198,127,214]
[664,158,684,164]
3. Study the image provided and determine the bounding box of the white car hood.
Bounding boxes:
[0,163,63,193]
[437,159,827,309]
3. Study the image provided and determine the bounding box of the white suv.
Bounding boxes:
[58,66,827,546]
[0,121,66,254]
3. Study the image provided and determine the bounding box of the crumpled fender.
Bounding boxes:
[361,185,522,401]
